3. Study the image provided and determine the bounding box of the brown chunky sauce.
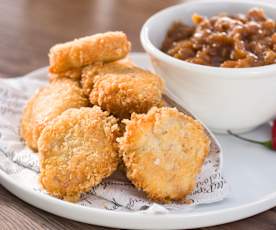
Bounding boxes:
[161,8,276,67]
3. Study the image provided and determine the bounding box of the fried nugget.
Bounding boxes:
[38,106,119,201]
[118,107,210,203]
[81,58,134,96]
[49,67,82,82]
[20,79,89,151]
[49,31,131,73]
[81,61,164,118]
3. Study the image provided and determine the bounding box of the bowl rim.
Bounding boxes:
[140,0,276,79]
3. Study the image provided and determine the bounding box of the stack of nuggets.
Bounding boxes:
[20,31,210,203]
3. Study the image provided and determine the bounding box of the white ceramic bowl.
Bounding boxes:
[141,0,276,133]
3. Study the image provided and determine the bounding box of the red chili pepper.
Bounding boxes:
[227,119,276,151]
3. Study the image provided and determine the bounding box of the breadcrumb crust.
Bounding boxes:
[49,32,131,73]
[20,79,89,151]
[81,61,164,118]
[118,107,210,203]
[38,106,119,201]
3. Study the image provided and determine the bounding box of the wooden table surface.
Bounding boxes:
[1,0,276,229]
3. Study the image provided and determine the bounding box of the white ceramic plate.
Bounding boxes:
[1,53,276,229]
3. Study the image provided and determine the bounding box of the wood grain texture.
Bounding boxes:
[0,0,183,78]
[0,186,111,230]
[0,0,276,229]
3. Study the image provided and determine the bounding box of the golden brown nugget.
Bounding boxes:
[81,58,134,96]
[20,79,89,151]
[38,107,119,201]
[82,61,164,118]
[118,107,210,203]
[49,31,131,73]
[49,67,83,82]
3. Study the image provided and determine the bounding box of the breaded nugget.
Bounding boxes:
[49,31,131,73]
[49,67,82,82]
[81,62,105,96]
[81,61,164,118]
[38,106,119,201]
[118,107,210,203]
[81,58,134,96]
[20,79,89,151]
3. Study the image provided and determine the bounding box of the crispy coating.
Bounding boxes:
[81,62,105,96]
[81,58,134,96]
[49,67,83,82]
[38,107,119,201]
[49,31,131,73]
[81,61,164,118]
[20,79,89,151]
[118,107,210,203]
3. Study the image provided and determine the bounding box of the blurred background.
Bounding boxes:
[0,0,187,78]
